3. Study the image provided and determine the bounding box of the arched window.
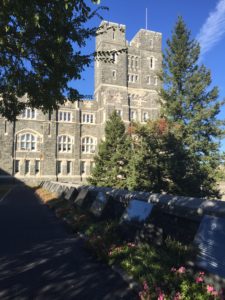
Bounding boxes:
[20,133,36,151]
[81,137,96,153]
[58,135,72,152]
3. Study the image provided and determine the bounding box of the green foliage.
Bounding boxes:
[0,0,104,120]
[88,111,132,188]
[159,16,224,198]
[43,189,222,300]
[126,119,203,196]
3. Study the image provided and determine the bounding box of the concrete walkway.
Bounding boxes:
[0,186,137,300]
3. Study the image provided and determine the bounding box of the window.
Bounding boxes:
[81,137,96,153]
[116,110,122,117]
[128,56,130,67]
[67,161,72,174]
[58,135,72,152]
[135,57,138,68]
[48,123,51,136]
[20,133,36,151]
[131,56,134,68]
[35,160,40,174]
[112,70,116,79]
[149,39,153,48]
[4,120,7,135]
[131,111,136,121]
[150,57,155,69]
[112,30,115,40]
[25,160,30,174]
[21,108,36,119]
[154,76,158,86]
[15,160,20,173]
[128,74,139,83]
[82,113,94,124]
[80,161,86,174]
[147,76,151,85]
[59,111,72,122]
[57,161,62,174]
[112,51,117,63]
[143,112,149,122]
[90,161,95,172]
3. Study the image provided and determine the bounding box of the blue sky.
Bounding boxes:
[76,0,225,150]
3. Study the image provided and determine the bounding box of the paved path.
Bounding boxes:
[0,186,137,300]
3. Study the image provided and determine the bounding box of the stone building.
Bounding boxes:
[0,21,162,185]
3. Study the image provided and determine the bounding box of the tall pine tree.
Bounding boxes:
[88,111,132,188]
[161,17,224,198]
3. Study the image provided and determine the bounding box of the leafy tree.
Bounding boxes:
[160,16,224,198]
[0,0,104,120]
[88,111,132,188]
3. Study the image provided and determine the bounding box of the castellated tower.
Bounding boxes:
[95,21,162,137]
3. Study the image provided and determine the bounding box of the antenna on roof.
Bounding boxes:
[145,8,148,30]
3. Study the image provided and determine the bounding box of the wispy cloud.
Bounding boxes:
[197,0,225,58]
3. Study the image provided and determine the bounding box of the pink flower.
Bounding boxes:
[199,271,205,276]
[173,292,181,300]
[212,291,219,297]
[128,242,136,248]
[158,292,165,300]
[171,267,177,272]
[195,276,204,283]
[143,280,149,291]
[206,285,215,294]
[177,266,186,274]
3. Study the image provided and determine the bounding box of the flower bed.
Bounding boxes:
[35,187,225,300]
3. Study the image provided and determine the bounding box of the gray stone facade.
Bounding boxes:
[0,21,162,185]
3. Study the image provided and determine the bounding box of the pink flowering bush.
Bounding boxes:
[138,269,224,300]
[45,195,224,300]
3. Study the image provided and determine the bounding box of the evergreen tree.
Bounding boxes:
[126,120,168,192]
[88,111,132,188]
[126,119,189,195]
[160,16,224,198]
